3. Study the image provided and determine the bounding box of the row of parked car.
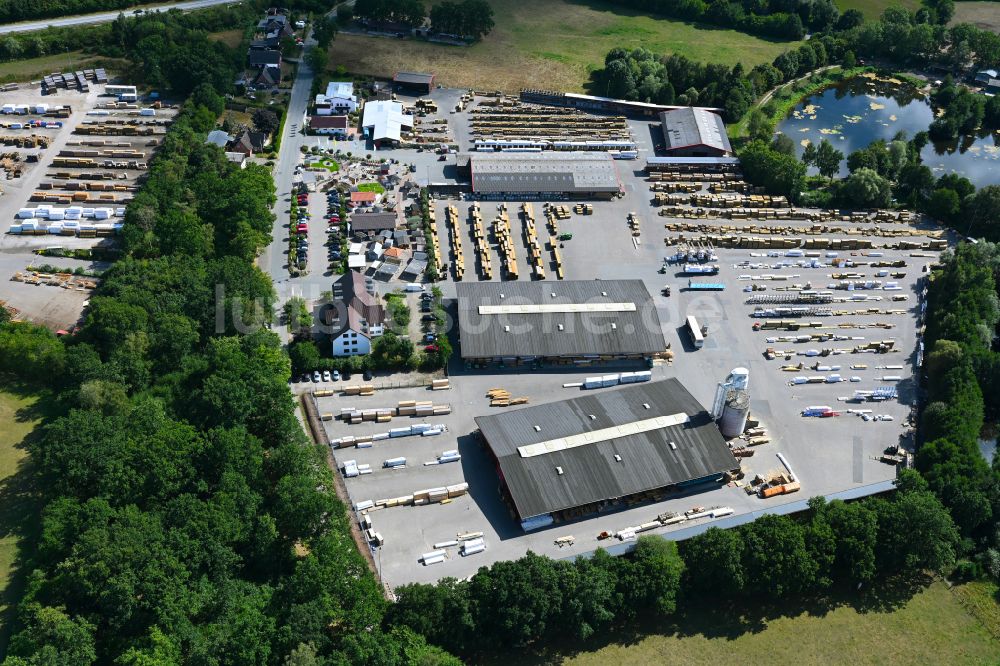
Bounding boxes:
[326,190,343,263]
[295,368,374,383]
[294,188,310,269]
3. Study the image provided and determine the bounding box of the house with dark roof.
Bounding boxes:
[228,129,268,156]
[324,272,386,356]
[249,36,280,50]
[248,49,282,69]
[257,14,294,38]
[393,71,435,95]
[247,65,281,90]
[350,212,397,234]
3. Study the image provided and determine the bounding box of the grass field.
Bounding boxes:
[327,0,800,92]
[0,52,127,85]
[358,182,385,193]
[555,581,999,666]
[0,389,45,656]
[834,0,921,19]
[208,29,246,48]
[951,2,1000,32]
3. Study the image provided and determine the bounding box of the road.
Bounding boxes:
[0,0,244,35]
[260,30,319,342]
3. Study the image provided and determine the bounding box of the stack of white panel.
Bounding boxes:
[421,549,446,565]
[461,538,485,556]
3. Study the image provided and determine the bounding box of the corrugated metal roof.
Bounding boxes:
[456,280,666,359]
[394,71,435,85]
[470,152,620,194]
[659,108,732,154]
[476,379,738,519]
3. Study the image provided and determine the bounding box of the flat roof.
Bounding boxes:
[469,152,620,194]
[456,279,666,359]
[475,379,738,519]
[393,71,435,85]
[660,107,732,154]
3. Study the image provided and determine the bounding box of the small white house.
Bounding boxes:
[315,81,358,115]
[326,272,386,356]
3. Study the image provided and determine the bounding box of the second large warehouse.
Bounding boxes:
[476,379,740,531]
[456,279,667,364]
[465,152,622,199]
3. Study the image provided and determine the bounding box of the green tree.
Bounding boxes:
[814,139,844,179]
[741,514,817,597]
[967,185,1000,240]
[738,140,807,199]
[630,537,685,614]
[801,140,817,167]
[874,477,960,571]
[5,605,97,666]
[253,108,280,137]
[680,527,745,593]
[840,168,892,209]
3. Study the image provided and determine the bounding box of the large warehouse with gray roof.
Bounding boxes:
[455,279,667,363]
[466,152,621,198]
[476,379,739,530]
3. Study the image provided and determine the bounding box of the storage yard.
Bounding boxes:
[0,77,177,327]
[296,85,954,587]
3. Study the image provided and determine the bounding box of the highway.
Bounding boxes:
[0,0,244,35]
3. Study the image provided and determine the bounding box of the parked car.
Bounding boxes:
[424,344,439,352]
[423,333,436,343]
[342,370,352,380]
[332,370,340,381]
[312,371,322,382]
[421,314,436,322]
[322,370,332,382]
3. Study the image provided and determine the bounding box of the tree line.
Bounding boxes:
[354,0,495,40]
[605,0,844,41]
[388,473,959,658]
[0,11,459,664]
[920,242,1000,579]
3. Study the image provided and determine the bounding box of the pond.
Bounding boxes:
[776,74,1000,188]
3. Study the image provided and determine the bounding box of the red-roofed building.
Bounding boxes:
[350,191,377,208]
[308,115,349,137]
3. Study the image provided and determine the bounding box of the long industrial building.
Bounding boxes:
[465,152,621,198]
[519,89,723,117]
[456,280,667,363]
[476,379,740,530]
